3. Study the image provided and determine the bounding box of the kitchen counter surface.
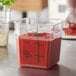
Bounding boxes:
[0,31,76,76]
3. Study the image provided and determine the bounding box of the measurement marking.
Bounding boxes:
[37,40,39,64]
[22,40,44,64]
[34,55,44,57]
[23,41,30,44]
[33,43,44,46]
[33,40,44,64]
[24,50,29,52]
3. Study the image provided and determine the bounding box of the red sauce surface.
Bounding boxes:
[63,28,76,35]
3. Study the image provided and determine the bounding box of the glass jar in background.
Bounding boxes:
[0,5,10,46]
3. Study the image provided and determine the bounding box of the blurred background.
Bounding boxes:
[3,0,68,30]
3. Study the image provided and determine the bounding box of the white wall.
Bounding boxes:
[10,8,49,23]
[48,0,69,20]
[27,8,49,23]
[10,10,22,21]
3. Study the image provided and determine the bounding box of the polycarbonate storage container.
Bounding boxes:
[0,21,9,46]
[15,18,64,69]
[0,5,10,46]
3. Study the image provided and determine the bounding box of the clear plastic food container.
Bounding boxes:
[0,21,9,46]
[15,18,63,69]
[0,6,10,46]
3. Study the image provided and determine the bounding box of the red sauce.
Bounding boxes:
[68,22,76,30]
[17,33,61,69]
[63,28,76,35]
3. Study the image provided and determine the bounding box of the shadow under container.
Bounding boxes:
[16,18,63,69]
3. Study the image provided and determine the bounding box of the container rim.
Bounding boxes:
[13,18,65,26]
